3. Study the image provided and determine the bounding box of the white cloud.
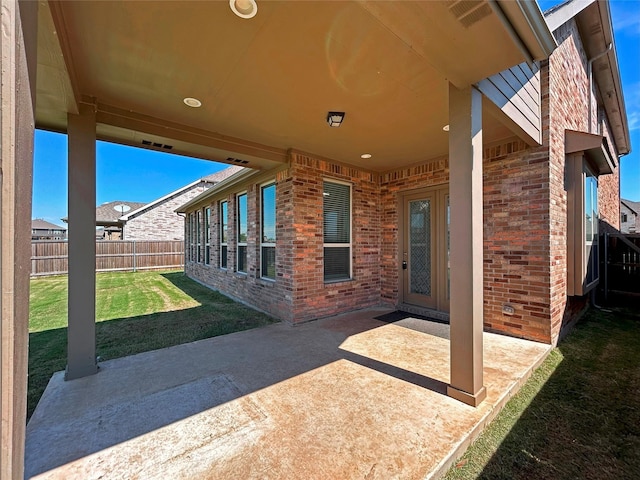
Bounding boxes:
[611,1,640,35]
[624,82,640,131]
[629,110,640,131]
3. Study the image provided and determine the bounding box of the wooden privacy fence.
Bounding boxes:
[31,240,184,276]
[602,232,640,298]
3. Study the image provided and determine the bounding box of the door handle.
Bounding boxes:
[402,260,407,270]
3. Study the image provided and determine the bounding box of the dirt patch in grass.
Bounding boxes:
[28,270,276,420]
[445,307,640,480]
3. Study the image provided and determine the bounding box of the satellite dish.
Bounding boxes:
[113,204,131,214]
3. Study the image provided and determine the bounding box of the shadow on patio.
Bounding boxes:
[26,307,550,479]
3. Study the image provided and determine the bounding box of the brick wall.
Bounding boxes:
[186,172,294,321]
[547,19,621,343]
[124,183,212,240]
[288,153,382,322]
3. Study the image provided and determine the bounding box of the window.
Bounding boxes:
[196,209,202,263]
[584,168,598,287]
[323,181,351,282]
[204,207,211,265]
[220,201,228,269]
[237,193,247,273]
[622,213,628,223]
[261,183,276,280]
[188,213,196,262]
[567,154,601,296]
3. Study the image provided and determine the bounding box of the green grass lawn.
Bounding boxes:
[28,270,276,419]
[445,307,640,480]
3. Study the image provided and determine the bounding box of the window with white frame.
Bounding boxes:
[220,201,228,269]
[237,193,248,273]
[204,206,211,265]
[323,180,351,282]
[261,183,276,280]
[196,209,202,263]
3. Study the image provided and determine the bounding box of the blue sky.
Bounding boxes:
[32,0,640,226]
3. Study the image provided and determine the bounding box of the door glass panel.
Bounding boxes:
[409,199,431,295]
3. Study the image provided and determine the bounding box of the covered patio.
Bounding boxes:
[26,308,550,479]
[1,1,557,476]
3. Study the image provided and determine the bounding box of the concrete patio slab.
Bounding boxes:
[26,308,551,479]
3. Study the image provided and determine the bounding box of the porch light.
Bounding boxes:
[327,112,345,127]
[443,124,450,132]
[183,97,202,108]
[360,153,372,159]
[230,0,258,19]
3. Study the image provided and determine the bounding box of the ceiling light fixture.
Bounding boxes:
[327,111,345,127]
[442,124,450,132]
[230,0,258,19]
[183,97,202,108]
[360,153,372,159]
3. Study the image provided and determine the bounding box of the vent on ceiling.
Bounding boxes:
[227,157,250,165]
[141,139,173,150]
[448,0,492,28]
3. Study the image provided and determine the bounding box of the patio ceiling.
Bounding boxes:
[36,0,552,172]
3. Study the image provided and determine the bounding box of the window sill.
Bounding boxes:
[324,278,353,285]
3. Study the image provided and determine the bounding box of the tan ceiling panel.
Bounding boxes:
[36,1,536,171]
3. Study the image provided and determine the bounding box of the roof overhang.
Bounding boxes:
[565,129,615,175]
[36,1,556,172]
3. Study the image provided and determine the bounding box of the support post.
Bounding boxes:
[447,84,486,407]
[66,103,98,380]
[1,1,37,476]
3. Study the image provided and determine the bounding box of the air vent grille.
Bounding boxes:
[448,0,491,28]
[141,140,173,150]
[227,157,250,165]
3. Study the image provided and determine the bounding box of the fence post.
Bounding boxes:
[133,240,137,273]
[603,231,608,303]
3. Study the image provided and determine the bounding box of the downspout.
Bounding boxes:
[587,43,612,133]
[177,212,187,273]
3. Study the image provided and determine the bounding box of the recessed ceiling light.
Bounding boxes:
[183,97,202,108]
[361,153,372,159]
[442,124,450,132]
[230,0,257,19]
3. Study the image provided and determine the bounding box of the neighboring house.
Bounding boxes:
[60,167,241,241]
[31,219,67,240]
[178,0,630,353]
[620,199,640,233]
[121,166,243,241]
[62,201,146,240]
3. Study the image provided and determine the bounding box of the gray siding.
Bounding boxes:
[477,62,542,144]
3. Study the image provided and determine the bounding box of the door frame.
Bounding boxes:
[398,183,450,312]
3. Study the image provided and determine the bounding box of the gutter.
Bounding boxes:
[490,0,557,63]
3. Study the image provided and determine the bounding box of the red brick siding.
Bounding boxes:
[288,153,381,322]
[483,142,552,343]
[186,176,294,321]
[547,19,621,343]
